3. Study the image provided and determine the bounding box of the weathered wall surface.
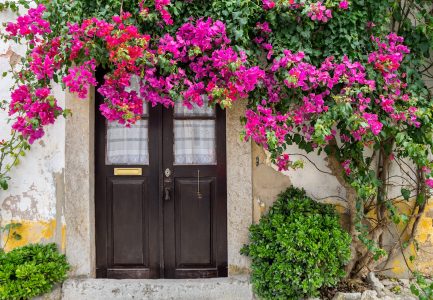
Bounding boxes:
[252,142,347,226]
[0,8,66,252]
[251,141,433,278]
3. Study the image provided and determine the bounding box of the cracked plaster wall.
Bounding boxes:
[0,8,66,252]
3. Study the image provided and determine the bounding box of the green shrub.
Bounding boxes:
[241,187,351,300]
[0,243,70,300]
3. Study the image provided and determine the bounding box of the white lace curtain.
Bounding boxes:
[106,119,149,165]
[173,99,216,165]
[173,119,216,165]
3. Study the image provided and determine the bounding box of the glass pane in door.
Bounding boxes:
[174,119,216,165]
[106,119,149,165]
[173,99,216,165]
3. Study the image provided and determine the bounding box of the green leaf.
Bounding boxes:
[417,193,426,205]
[0,179,9,190]
[410,284,420,296]
[401,188,411,201]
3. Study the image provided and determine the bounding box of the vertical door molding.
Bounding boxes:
[226,100,253,275]
[64,89,96,277]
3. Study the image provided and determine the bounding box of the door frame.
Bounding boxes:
[94,70,228,278]
[63,86,253,278]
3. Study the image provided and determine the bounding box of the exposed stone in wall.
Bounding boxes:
[393,200,433,276]
[415,201,433,274]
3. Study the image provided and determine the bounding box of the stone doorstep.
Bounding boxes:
[61,276,254,300]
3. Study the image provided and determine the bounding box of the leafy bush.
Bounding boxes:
[0,243,70,300]
[241,187,351,299]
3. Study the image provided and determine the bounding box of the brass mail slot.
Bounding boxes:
[114,168,142,176]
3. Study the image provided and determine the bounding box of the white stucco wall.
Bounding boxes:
[0,7,66,250]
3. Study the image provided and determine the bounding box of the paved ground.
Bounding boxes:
[61,276,253,300]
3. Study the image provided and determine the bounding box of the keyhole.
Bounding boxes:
[197,169,202,199]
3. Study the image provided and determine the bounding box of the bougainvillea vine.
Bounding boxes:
[2,0,433,283]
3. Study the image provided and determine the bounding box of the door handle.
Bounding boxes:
[164,186,171,201]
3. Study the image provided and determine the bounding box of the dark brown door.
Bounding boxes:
[95,76,227,279]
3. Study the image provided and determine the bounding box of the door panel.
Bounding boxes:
[95,71,227,279]
[175,177,215,267]
[111,178,148,266]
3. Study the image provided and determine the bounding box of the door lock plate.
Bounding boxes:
[164,168,171,178]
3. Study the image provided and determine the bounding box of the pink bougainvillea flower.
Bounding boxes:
[262,0,276,9]
[5,4,51,37]
[422,166,431,174]
[63,59,98,99]
[9,85,32,115]
[160,9,173,25]
[426,179,433,188]
[341,160,352,176]
[362,113,383,135]
[255,22,272,34]
[367,21,376,29]
[339,0,349,10]
[277,154,291,171]
[10,85,62,144]
[307,2,332,23]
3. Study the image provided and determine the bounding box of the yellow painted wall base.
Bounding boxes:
[1,219,66,253]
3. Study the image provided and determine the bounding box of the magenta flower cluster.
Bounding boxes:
[5,4,50,38]
[244,33,427,177]
[5,5,63,143]
[9,85,62,143]
[63,60,98,99]
[97,16,263,123]
[5,8,264,130]
[307,2,332,22]
[139,0,173,25]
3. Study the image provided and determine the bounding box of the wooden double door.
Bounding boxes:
[95,89,227,279]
